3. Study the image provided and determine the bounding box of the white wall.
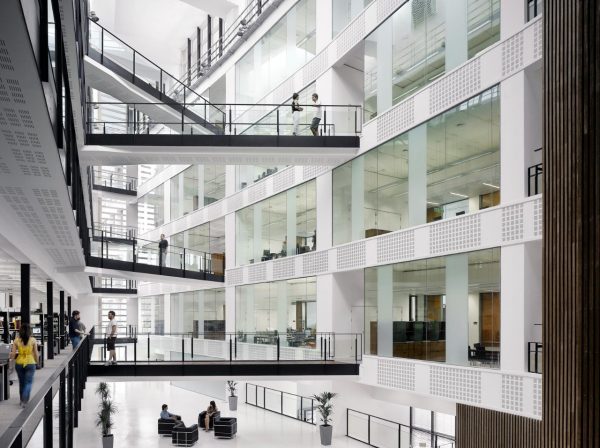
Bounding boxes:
[171,380,227,401]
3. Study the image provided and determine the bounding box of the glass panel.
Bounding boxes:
[264,388,281,413]
[332,0,374,37]
[282,393,300,418]
[370,417,400,448]
[103,32,134,73]
[246,383,257,405]
[347,410,369,443]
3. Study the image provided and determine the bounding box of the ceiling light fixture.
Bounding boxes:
[482,182,500,189]
[449,192,469,198]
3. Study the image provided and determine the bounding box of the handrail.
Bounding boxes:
[528,341,542,374]
[245,382,316,425]
[87,19,222,114]
[0,328,95,447]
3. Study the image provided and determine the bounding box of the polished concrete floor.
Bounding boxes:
[26,380,366,447]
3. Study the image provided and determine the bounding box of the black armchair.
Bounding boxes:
[214,417,237,439]
[198,410,221,430]
[157,418,177,436]
[171,423,199,446]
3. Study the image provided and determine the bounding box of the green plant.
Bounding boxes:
[96,399,117,436]
[95,382,117,437]
[312,392,337,426]
[227,380,238,397]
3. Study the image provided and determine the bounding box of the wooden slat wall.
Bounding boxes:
[456,404,542,447]
[543,1,600,447]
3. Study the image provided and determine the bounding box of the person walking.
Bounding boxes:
[10,323,39,407]
[159,234,168,267]
[310,93,322,136]
[68,310,85,348]
[291,92,303,135]
[105,310,118,365]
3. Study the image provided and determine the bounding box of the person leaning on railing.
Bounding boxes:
[10,323,39,408]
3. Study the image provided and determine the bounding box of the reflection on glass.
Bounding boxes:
[138,184,164,233]
[170,289,226,337]
[365,248,500,368]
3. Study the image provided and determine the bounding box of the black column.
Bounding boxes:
[47,282,54,360]
[187,37,192,86]
[219,18,223,57]
[196,26,201,71]
[207,15,212,64]
[39,0,48,81]
[20,264,30,325]
[59,291,65,349]
[59,370,66,448]
[67,296,71,321]
[67,363,73,448]
[43,388,53,448]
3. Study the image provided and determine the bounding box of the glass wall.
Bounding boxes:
[236,180,317,265]
[236,165,286,191]
[171,217,226,275]
[365,248,500,368]
[139,295,165,334]
[170,165,226,220]
[236,0,316,104]
[170,289,226,337]
[138,184,164,233]
[333,0,374,38]
[364,0,500,120]
[333,85,499,245]
[236,277,316,347]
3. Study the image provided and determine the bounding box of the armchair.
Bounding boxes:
[198,410,221,430]
[171,423,199,446]
[214,417,237,439]
[157,418,177,436]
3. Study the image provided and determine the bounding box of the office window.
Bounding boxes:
[139,295,164,334]
[138,184,164,233]
[332,0,374,38]
[170,289,225,336]
[99,298,129,335]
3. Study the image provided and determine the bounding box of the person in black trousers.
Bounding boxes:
[159,234,168,267]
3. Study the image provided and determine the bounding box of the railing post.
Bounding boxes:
[134,336,137,364]
[59,370,66,448]
[367,414,371,444]
[229,337,233,362]
[355,335,358,363]
[277,336,280,361]
[191,334,194,359]
[44,388,53,448]
[354,107,358,134]
[229,108,232,134]
[100,28,104,64]
[181,336,185,363]
[147,333,150,360]
[276,109,280,135]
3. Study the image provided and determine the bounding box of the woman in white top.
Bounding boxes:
[291,92,303,135]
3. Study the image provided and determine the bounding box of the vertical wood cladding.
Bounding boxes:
[456,404,541,447]
[544,1,600,447]
[457,1,600,446]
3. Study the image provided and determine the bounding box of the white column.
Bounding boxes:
[163,293,171,333]
[351,157,365,241]
[286,6,297,69]
[501,72,527,202]
[444,0,468,70]
[377,265,393,357]
[245,286,255,333]
[316,0,333,53]
[225,213,236,269]
[225,286,236,334]
[277,281,288,338]
[253,203,263,263]
[197,165,205,209]
[376,19,393,114]
[196,291,205,335]
[445,253,469,365]
[408,124,427,226]
[501,0,527,39]
[163,179,171,224]
[286,189,297,256]
[316,172,332,251]
[316,274,334,333]
[225,165,237,197]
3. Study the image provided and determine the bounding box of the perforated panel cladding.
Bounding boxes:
[533,19,542,61]
[247,263,267,283]
[533,198,542,237]
[227,192,244,213]
[377,230,415,263]
[272,257,295,280]
[502,204,524,242]
[302,251,328,276]
[377,358,415,391]
[336,14,365,58]
[272,168,295,193]
[226,268,244,286]
[302,165,329,181]
[247,182,266,204]
[502,32,524,76]
[429,59,481,115]
[302,52,328,86]
[377,97,415,144]
[336,241,365,270]
[377,0,407,22]
[533,377,542,418]
[502,374,524,413]
[430,365,482,404]
[429,214,481,255]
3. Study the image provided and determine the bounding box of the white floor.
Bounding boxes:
[28,380,367,447]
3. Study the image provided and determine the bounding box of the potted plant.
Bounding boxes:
[95,382,117,448]
[312,392,337,446]
[227,380,238,411]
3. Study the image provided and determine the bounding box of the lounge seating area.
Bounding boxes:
[158,410,234,445]
[214,417,238,438]
[172,424,199,447]
[198,410,221,429]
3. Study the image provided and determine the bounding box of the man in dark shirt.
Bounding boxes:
[68,311,83,348]
[159,234,168,267]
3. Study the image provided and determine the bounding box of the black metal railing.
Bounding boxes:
[0,328,95,448]
[346,409,455,448]
[89,331,362,365]
[92,169,137,192]
[179,0,281,90]
[528,341,542,374]
[528,162,543,196]
[86,19,225,133]
[89,276,137,291]
[92,222,137,239]
[245,383,316,425]
[527,0,543,21]
[86,101,362,136]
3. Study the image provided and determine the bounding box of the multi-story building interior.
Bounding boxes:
[0,0,598,447]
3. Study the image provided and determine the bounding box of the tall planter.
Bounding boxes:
[102,434,114,448]
[228,395,238,411]
[227,380,238,411]
[319,425,333,446]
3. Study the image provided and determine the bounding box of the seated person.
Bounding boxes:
[202,401,218,431]
[161,404,184,426]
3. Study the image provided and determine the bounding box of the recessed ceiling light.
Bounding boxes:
[450,192,469,198]
[482,182,499,189]
[427,201,440,206]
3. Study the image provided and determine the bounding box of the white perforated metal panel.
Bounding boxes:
[533,377,542,418]
[376,97,415,144]
[336,241,366,270]
[429,214,481,255]
[302,165,329,181]
[247,263,267,283]
[502,204,524,242]
[227,192,244,213]
[272,78,294,105]
[247,182,266,204]
[377,358,416,391]
[430,365,482,404]
[302,250,328,276]
[533,19,542,61]
[501,374,524,412]
[377,229,415,264]
[272,168,295,193]
[502,32,524,76]
[336,14,365,58]
[272,257,295,280]
[226,267,244,286]
[533,198,542,237]
[206,201,223,221]
[429,59,481,115]
[377,0,407,22]
[302,52,328,86]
